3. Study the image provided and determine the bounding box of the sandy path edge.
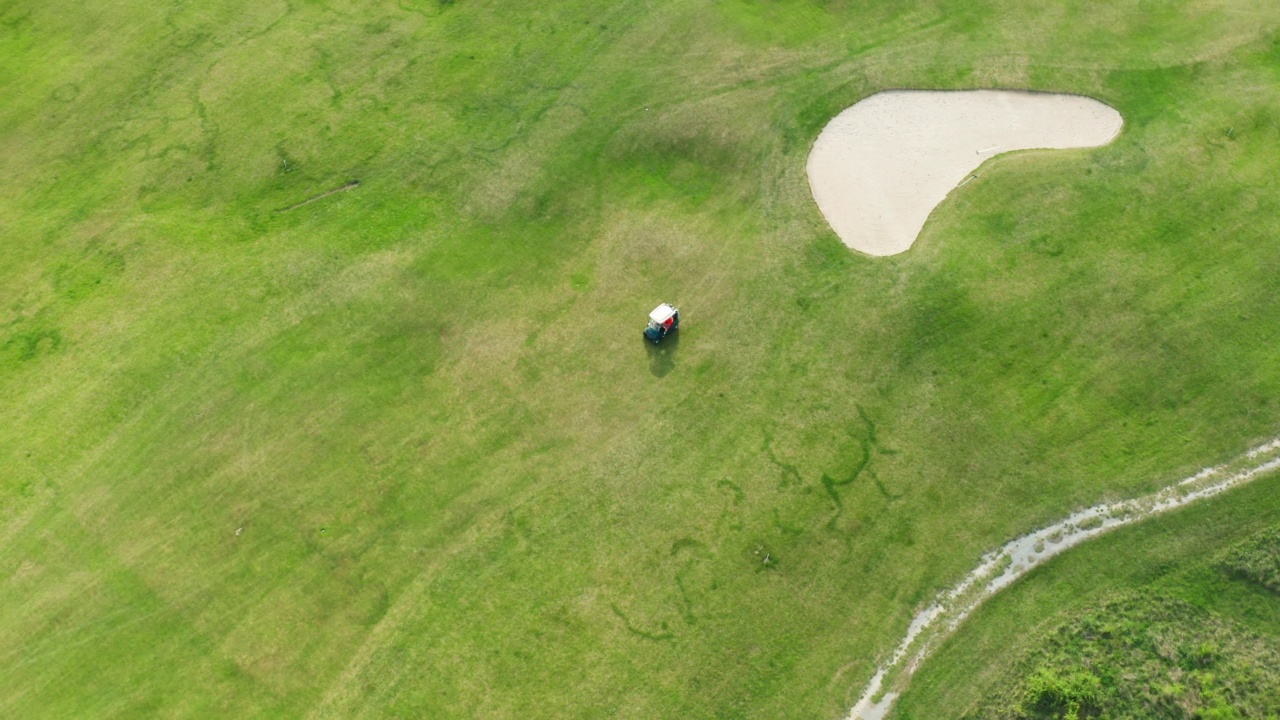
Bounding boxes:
[846,437,1280,720]
[807,90,1123,256]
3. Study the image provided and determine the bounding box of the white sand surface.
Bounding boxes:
[807,90,1123,256]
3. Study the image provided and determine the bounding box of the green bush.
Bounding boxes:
[1024,667,1102,719]
[966,594,1280,720]
[1220,526,1280,593]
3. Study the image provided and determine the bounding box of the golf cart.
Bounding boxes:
[644,303,680,344]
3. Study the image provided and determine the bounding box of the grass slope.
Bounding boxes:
[3,0,1280,717]
[894,475,1280,719]
[974,594,1280,719]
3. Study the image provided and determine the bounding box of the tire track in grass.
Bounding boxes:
[276,180,361,212]
[845,436,1280,720]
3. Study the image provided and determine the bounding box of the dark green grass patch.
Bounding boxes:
[1221,527,1280,595]
[964,594,1280,720]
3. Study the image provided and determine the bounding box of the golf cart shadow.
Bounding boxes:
[644,330,680,378]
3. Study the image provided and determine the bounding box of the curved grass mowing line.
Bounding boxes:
[846,437,1280,720]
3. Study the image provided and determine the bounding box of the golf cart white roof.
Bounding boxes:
[649,303,676,323]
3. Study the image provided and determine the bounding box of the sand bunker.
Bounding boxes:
[807,90,1123,256]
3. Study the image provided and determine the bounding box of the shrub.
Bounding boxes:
[968,594,1280,719]
[1220,526,1280,593]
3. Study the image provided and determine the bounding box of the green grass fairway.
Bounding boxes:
[3,1,1280,717]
